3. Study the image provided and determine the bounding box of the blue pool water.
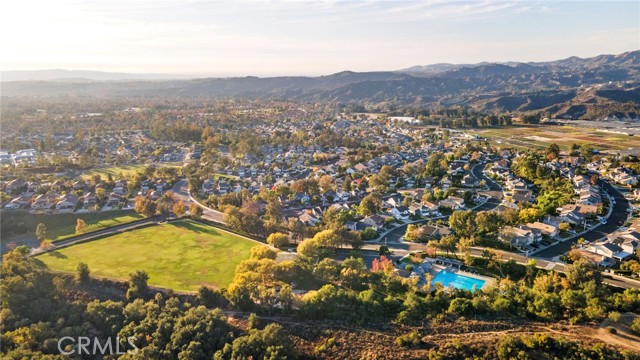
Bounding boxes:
[431,269,485,291]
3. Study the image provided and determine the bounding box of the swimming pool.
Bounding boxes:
[431,269,485,291]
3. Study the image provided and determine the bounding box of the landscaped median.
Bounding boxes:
[35,219,256,291]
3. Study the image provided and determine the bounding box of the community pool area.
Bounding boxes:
[432,269,486,291]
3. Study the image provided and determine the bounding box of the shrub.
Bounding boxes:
[395,331,422,348]
[608,311,621,322]
[631,317,640,335]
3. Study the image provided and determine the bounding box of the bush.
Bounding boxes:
[405,264,414,272]
[608,311,621,322]
[395,331,423,348]
[606,326,617,334]
[314,337,336,354]
[631,317,640,335]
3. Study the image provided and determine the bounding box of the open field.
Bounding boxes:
[80,165,148,180]
[1,210,144,242]
[469,124,640,152]
[36,220,257,291]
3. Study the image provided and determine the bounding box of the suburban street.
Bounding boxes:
[535,181,630,259]
[172,179,225,223]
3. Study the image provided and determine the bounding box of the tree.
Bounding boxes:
[75,218,87,234]
[189,203,203,219]
[319,175,334,193]
[134,196,156,217]
[297,238,321,259]
[284,218,304,243]
[313,258,341,282]
[173,200,186,217]
[279,284,294,310]
[518,208,541,223]
[265,198,283,224]
[362,227,378,240]
[371,256,394,273]
[35,223,47,242]
[76,262,90,284]
[449,210,476,238]
[250,245,277,260]
[126,270,149,300]
[358,193,381,216]
[267,232,289,248]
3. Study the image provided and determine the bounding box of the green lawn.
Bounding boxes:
[80,165,147,180]
[2,210,145,242]
[36,220,257,291]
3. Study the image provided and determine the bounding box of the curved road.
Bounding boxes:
[172,179,225,223]
[535,181,630,259]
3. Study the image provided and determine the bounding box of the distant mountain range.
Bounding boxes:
[3,50,639,120]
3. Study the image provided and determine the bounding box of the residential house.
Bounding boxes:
[390,206,410,220]
[500,226,536,249]
[361,214,386,230]
[299,212,321,226]
[521,221,559,238]
[31,194,51,210]
[56,193,78,211]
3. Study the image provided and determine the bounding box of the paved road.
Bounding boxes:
[172,179,225,223]
[535,181,630,259]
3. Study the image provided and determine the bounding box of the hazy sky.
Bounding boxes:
[2,0,639,76]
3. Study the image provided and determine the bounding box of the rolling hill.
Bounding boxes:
[3,50,639,120]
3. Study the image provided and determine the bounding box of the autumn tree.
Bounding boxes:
[266,232,289,248]
[189,203,203,219]
[134,196,156,217]
[75,218,87,234]
[173,200,186,217]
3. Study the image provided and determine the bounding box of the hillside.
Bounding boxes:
[3,50,639,120]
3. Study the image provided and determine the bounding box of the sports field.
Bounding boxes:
[37,220,257,291]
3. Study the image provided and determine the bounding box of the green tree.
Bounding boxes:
[358,193,381,216]
[250,245,278,260]
[126,270,149,300]
[266,232,289,248]
[76,262,90,284]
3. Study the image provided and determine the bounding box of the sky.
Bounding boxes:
[2,0,639,76]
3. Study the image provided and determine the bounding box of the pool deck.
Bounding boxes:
[407,257,495,291]
[429,264,495,291]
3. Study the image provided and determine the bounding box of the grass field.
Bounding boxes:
[2,210,144,242]
[469,125,640,151]
[80,165,147,180]
[36,220,257,291]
